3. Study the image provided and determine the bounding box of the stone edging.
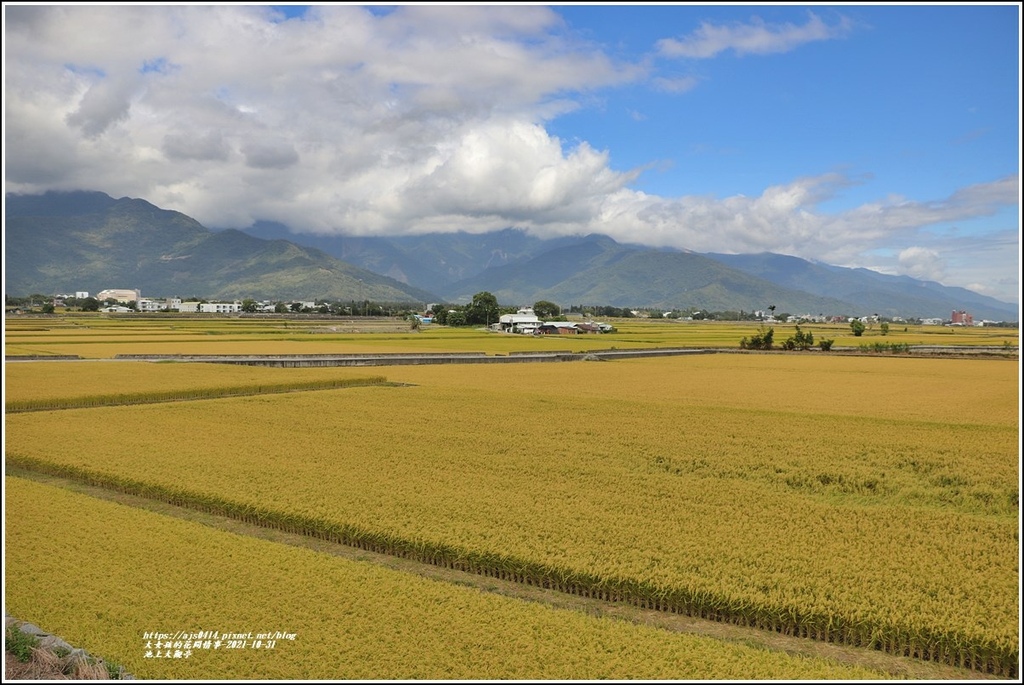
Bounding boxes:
[5,615,134,679]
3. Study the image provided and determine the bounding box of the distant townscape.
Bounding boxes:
[7,286,1004,333]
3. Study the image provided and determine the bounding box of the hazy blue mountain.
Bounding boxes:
[444,236,856,313]
[231,222,581,294]
[5,191,437,303]
[242,220,1016,320]
[705,252,1017,322]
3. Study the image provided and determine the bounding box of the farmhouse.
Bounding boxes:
[537,322,579,335]
[499,308,542,334]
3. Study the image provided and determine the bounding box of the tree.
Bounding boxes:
[880,322,890,336]
[241,298,258,313]
[532,300,560,320]
[782,325,814,351]
[739,326,774,350]
[274,302,288,313]
[80,297,100,312]
[41,302,55,314]
[466,291,499,326]
[850,319,866,337]
[445,310,467,327]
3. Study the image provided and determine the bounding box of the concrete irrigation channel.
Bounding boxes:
[6,346,1015,366]
[105,348,720,367]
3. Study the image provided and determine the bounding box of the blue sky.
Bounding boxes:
[4,3,1021,304]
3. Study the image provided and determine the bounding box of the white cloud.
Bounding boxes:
[897,247,946,281]
[4,4,643,233]
[657,12,853,59]
[3,6,1018,304]
[64,74,141,138]
[241,140,300,170]
[162,131,231,162]
[579,175,1018,303]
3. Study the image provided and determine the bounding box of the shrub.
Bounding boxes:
[739,326,774,350]
[5,626,39,662]
[782,326,814,351]
[858,341,910,354]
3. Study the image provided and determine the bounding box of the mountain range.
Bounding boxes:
[4,190,1018,322]
[4,191,436,304]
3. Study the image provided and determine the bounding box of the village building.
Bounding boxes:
[499,307,542,334]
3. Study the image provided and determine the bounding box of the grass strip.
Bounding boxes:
[5,376,396,412]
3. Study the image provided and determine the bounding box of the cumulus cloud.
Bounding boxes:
[241,140,300,169]
[657,12,853,59]
[64,75,140,138]
[4,4,643,232]
[3,6,1017,302]
[897,247,947,281]
[578,174,1019,302]
[162,131,231,162]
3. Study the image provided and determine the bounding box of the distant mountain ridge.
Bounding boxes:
[4,191,437,303]
[439,236,857,315]
[704,253,1017,321]
[237,221,1015,320]
[4,190,1017,321]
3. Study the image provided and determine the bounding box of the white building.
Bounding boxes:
[96,288,141,303]
[499,307,542,334]
[200,301,242,314]
[174,301,241,314]
[137,297,183,312]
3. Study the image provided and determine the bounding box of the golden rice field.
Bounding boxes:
[4,342,1019,676]
[5,478,895,680]
[4,312,1017,358]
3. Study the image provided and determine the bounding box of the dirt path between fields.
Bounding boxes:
[6,468,1003,681]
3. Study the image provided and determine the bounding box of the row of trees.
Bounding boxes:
[428,295,570,327]
[7,295,120,313]
[237,299,410,316]
[740,326,835,351]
